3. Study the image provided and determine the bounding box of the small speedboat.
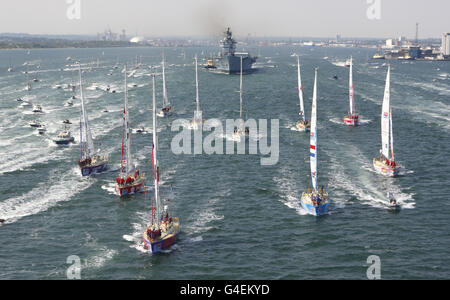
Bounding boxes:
[135,127,147,134]
[32,105,43,113]
[33,78,39,83]
[29,120,42,128]
[53,128,75,145]
[16,97,23,102]
[20,101,32,108]
[65,99,74,107]
[37,126,47,135]
[157,106,174,118]
[103,108,109,113]
[63,119,72,125]
[387,193,401,211]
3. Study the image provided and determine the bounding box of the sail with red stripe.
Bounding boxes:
[310,68,318,191]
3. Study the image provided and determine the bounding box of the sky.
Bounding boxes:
[0,0,449,39]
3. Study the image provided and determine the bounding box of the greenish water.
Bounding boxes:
[0,46,449,279]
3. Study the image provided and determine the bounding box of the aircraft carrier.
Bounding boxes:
[214,28,257,74]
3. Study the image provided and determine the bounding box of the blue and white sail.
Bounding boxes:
[310,68,318,191]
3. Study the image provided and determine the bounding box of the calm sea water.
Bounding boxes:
[0,46,449,280]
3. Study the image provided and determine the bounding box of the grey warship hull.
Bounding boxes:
[215,54,257,74]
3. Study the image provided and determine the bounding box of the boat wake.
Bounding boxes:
[0,167,95,224]
[329,117,372,126]
[273,167,309,216]
[184,188,228,235]
[325,144,415,210]
[83,233,118,270]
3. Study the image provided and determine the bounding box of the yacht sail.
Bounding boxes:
[300,68,330,216]
[142,73,180,253]
[295,56,310,131]
[373,65,400,177]
[77,63,108,176]
[115,65,145,195]
[381,65,391,160]
[310,69,318,191]
[298,56,305,121]
[344,57,359,126]
[158,55,174,117]
[191,55,204,129]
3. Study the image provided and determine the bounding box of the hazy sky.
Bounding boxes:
[1,0,449,38]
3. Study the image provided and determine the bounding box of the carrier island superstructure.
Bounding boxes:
[214,28,257,74]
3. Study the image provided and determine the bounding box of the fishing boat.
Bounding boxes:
[157,55,174,117]
[343,57,359,126]
[77,64,109,176]
[300,68,330,216]
[373,65,400,177]
[115,65,145,196]
[295,56,310,132]
[190,56,205,130]
[53,125,75,145]
[142,74,180,253]
[233,56,249,140]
